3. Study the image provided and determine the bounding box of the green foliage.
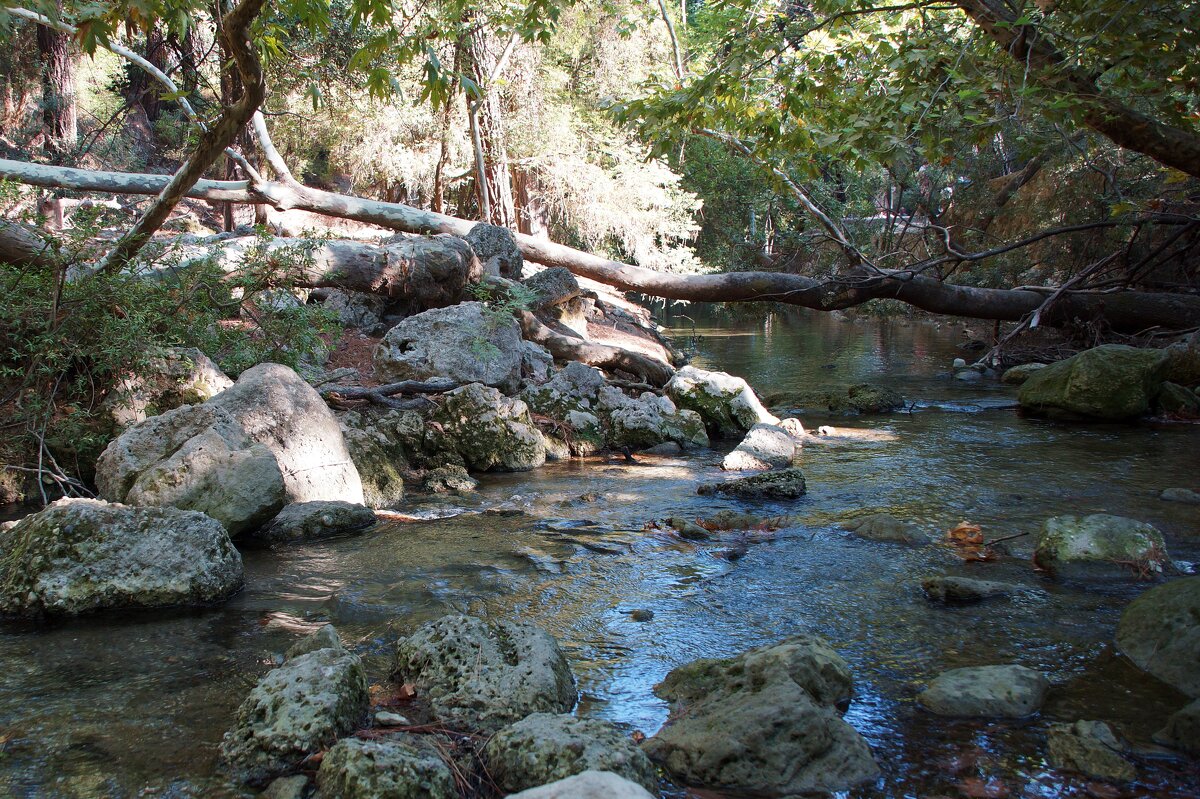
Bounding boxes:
[0,185,337,490]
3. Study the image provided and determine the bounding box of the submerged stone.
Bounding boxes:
[1033,514,1168,579]
[250,500,375,545]
[697,467,807,500]
[1047,720,1135,781]
[1116,577,1200,698]
[1154,699,1200,755]
[842,513,924,544]
[921,576,1019,604]
[918,664,1049,718]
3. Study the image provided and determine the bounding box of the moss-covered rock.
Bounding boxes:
[665,366,776,438]
[429,383,546,472]
[1000,362,1048,385]
[697,467,807,500]
[393,614,576,733]
[643,636,877,795]
[0,498,243,618]
[1116,577,1200,697]
[1156,381,1200,417]
[1018,344,1169,420]
[485,713,658,794]
[315,735,457,799]
[1033,514,1168,579]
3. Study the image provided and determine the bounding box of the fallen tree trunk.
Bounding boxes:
[3,158,1199,332]
[519,311,676,386]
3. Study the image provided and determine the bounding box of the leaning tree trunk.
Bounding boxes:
[35,2,76,160]
[466,20,517,229]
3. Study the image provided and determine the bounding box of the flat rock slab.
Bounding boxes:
[697,467,807,500]
[921,576,1020,604]
[919,664,1049,718]
[843,513,924,544]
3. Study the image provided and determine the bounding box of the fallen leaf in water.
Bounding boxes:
[945,521,996,562]
[956,776,1009,798]
[399,683,417,699]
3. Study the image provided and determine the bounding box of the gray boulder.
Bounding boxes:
[524,267,581,309]
[103,346,232,429]
[1033,514,1168,579]
[697,467,807,500]
[485,713,657,794]
[315,735,456,799]
[721,423,797,471]
[0,498,243,618]
[1161,487,1200,504]
[375,302,523,395]
[597,387,708,452]
[466,222,522,279]
[666,366,777,438]
[1154,699,1200,755]
[842,513,924,544]
[521,340,556,383]
[1116,577,1200,697]
[286,624,345,660]
[97,363,364,532]
[338,409,425,508]
[250,501,375,546]
[1018,344,1169,420]
[1157,381,1200,416]
[221,646,369,786]
[393,614,576,732]
[428,383,546,472]
[321,289,387,331]
[643,636,878,796]
[1047,720,1135,781]
[918,664,1049,718]
[921,576,1019,604]
[505,771,655,799]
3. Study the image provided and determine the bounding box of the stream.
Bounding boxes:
[2,306,1198,798]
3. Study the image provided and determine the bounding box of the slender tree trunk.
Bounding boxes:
[466,20,516,229]
[35,2,76,160]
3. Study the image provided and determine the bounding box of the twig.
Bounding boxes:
[984,531,1029,547]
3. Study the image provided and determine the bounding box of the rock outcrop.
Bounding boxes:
[643,636,878,796]
[393,614,576,732]
[0,498,243,618]
[315,734,457,799]
[249,501,375,546]
[666,366,776,438]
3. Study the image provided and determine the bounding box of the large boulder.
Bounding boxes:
[103,346,232,429]
[1115,577,1200,697]
[338,409,426,508]
[248,501,375,546]
[0,498,243,618]
[721,423,797,471]
[596,386,708,452]
[429,383,546,472]
[484,713,658,794]
[1018,344,1169,420]
[393,614,576,732]
[524,267,581,309]
[643,636,878,796]
[315,735,457,799]
[918,664,1049,718]
[221,637,369,786]
[505,771,655,799]
[666,366,777,438]
[97,363,364,533]
[1033,514,1168,579]
[375,302,523,394]
[1046,720,1135,781]
[697,467,807,500]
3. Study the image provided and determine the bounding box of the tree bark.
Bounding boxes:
[519,312,676,386]
[35,1,75,159]
[465,21,516,229]
[4,157,1200,333]
[956,0,1200,179]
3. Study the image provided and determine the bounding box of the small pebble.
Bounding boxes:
[374,711,410,726]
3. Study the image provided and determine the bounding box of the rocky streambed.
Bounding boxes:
[0,305,1198,798]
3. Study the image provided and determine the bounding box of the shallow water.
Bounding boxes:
[2,306,1199,798]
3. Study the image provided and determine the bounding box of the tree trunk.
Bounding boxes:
[5,157,1200,333]
[35,2,76,160]
[466,20,516,229]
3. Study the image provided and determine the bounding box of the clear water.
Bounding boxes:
[2,305,1198,798]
